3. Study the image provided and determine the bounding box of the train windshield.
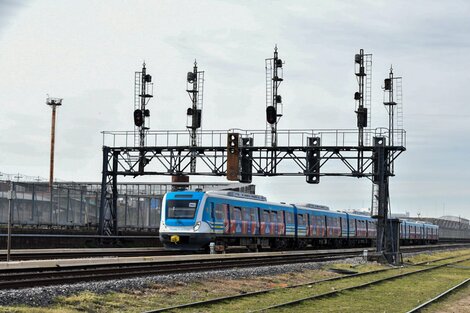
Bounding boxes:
[166,200,199,219]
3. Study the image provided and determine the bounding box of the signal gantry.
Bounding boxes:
[100,48,406,264]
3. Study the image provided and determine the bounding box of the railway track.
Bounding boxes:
[144,253,470,312]
[0,250,364,290]
[0,244,468,290]
[0,247,179,261]
[1,242,468,261]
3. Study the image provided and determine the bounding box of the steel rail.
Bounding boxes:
[144,254,470,313]
[405,278,470,313]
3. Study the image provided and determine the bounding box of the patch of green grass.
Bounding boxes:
[404,248,470,265]
[270,261,470,313]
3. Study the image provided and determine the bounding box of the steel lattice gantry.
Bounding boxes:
[99,128,405,262]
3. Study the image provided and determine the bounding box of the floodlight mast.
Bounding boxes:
[46,96,63,188]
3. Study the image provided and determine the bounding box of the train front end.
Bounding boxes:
[159,191,214,250]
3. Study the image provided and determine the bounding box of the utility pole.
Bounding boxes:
[7,181,14,262]
[46,97,63,188]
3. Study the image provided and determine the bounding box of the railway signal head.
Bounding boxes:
[134,109,143,127]
[266,106,277,124]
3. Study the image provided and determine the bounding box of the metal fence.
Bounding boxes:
[0,181,254,230]
[102,128,407,148]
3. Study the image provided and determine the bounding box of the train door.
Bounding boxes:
[285,211,295,236]
[230,206,243,234]
[223,203,230,234]
[206,202,215,233]
[279,211,285,235]
[213,203,224,234]
[297,213,306,237]
[261,210,270,235]
[242,208,250,234]
[249,208,258,235]
[309,214,315,237]
[257,208,262,235]
[270,211,278,234]
[341,217,348,238]
[350,219,356,238]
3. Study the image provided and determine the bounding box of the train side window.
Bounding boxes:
[286,212,294,224]
[242,208,250,221]
[350,219,356,231]
[270,211,278,223]
[318,216,325,228]
[215,204,224,220]
[204,202,213,218]
[231,207,242,221]
[298,214,305,225]
[262,210,270,223]
[250,208,257,222]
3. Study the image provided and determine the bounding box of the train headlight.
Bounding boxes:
[193,221,201,231]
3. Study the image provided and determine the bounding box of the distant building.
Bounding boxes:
[440,215,470,225]
[391,212,410,219]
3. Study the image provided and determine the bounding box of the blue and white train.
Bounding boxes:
[159,190,439,251]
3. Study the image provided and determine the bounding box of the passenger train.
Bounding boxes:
[159,190,439,251]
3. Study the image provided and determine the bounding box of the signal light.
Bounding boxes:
[187,72,196,83]
[354,92,361,100]
[186,108,201,129]
[134,109,143,127]
[144,74,152,82]
[355,54,362,64]
[144,109,150,117]
[275,95,282,103]
[372,137,386,183]
[266,106,277,124]
[276,59,283,67]
[384,78,392,91]
[240,137,253,183]
[306,137,321,184]
[227,133,240,181]
[195,109,201,129]
[356,107,368,128]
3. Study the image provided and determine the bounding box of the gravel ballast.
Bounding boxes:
[0,257,364,307]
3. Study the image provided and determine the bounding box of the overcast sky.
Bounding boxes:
[0,0,469,219]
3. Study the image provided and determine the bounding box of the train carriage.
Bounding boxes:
[159,190,439,251]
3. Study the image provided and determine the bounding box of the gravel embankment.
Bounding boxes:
[0,257,364,307]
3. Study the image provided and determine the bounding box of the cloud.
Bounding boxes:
[1,0,469,218]
[0,0,28,37]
